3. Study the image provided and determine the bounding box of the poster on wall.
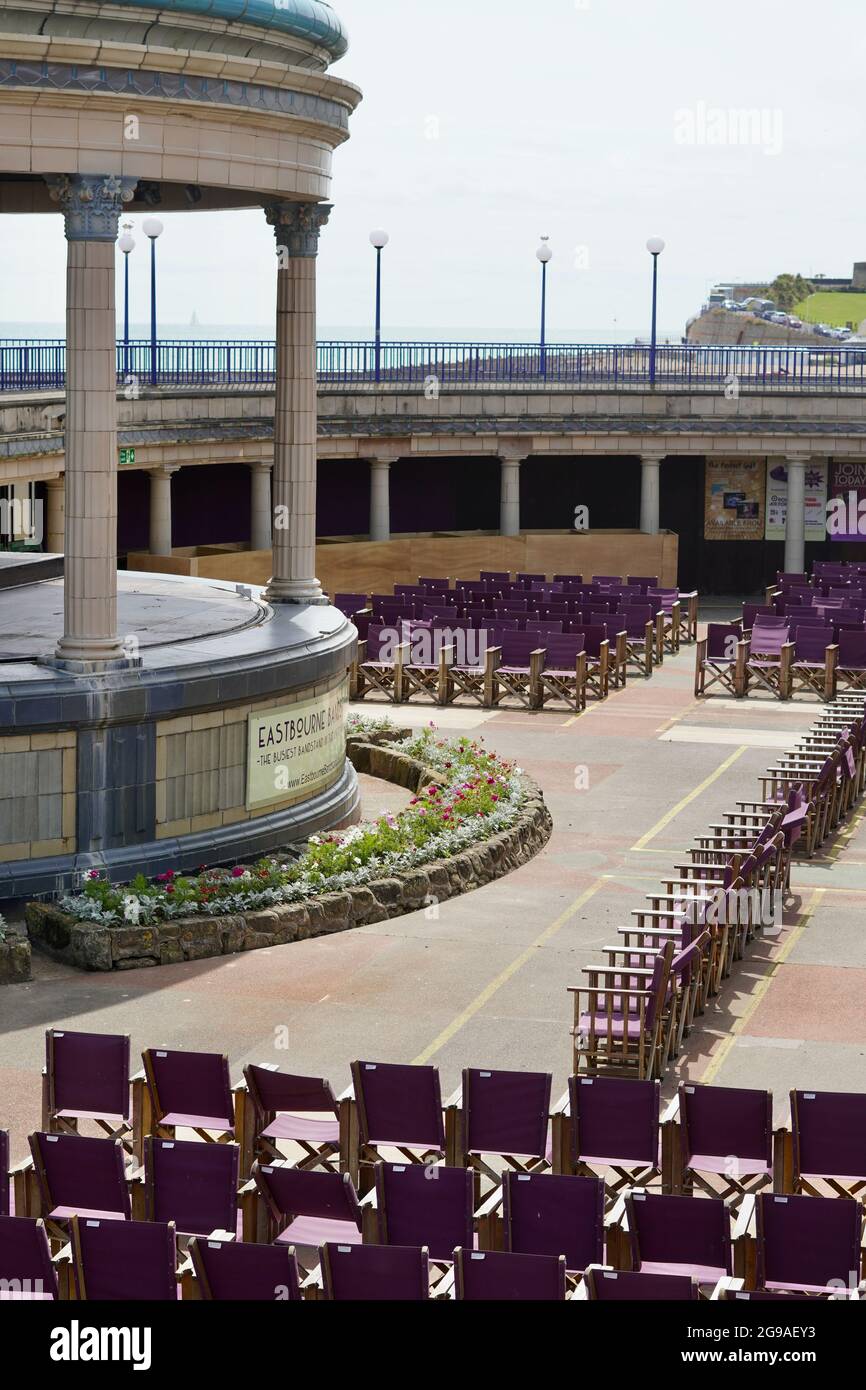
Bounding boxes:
[765,459,829,542]
[246,678,348,811]
[828,460,866,542]
[704,458,766,541]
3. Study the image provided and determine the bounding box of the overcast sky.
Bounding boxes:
[3,0,864,338]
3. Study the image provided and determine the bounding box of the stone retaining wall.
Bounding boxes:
[0,932,31,985]
[25,738,553,972]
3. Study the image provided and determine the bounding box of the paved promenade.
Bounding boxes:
[3,629,865,1156]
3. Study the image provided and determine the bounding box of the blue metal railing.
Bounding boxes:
[1,339,865,394]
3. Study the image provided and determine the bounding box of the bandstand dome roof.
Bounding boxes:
[97,0,348,59]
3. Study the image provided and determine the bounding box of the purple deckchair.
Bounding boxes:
[460,1067,552,1173]
[350,1060,445,1167]
[142,1047,235,1140]
[189,1236,301,1301]
[371,1161,473,1261]
[537,634,587,711]
[626,575,658,592]
[0,1130,8,1217]
[695,621,743,697]
[569,1067,664,1178]
[837,630,866,691]
[144,1136,239,1237]
[790,1089,866,1195]
[71,1216,177,1301]
[625,1191,732,1281]
[333,592,368,618]
[553,573,583,584]
[755,1193,862,1294]
[44,1029,131,1141]
[585,1266,698,1300]
[0,1216,57,1300]
[320,1242,430,1301]
[676,1083,773,1199]
[480,571,511,582]
[501,1170,604,1270]
[243,1064,340,1170]
[29,1132,131,1227]
[454,1247,566,1301]
[789,626,836,699]
[253,1163,362,1249]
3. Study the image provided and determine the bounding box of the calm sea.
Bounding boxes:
[1,322,674,345]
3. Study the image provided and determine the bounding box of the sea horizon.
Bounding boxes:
[0,322,683,345]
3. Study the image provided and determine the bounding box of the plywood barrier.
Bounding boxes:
[128,530,679,594]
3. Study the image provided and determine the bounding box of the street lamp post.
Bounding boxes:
[536,238,553,379]
[143,217,164,387]
[646,236,665,388]
[370,229,389,383]
[118,223,135,381]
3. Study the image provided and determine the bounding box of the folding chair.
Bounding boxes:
[536,634,588,711]
[666,1083,776,1204]
[187,1236,301,1301]
[786,626,837,701]
[333,592,369,619]
[647,589,681,654]
[347,1060,446,1190]
[0,1216,58,1300]
[584,1265,699,1300]
[741,620,793,699]
[142,1136,240,1240]
[451,1067,552,1195]
[480,1170,605,1275]
[365,1161,474,1264]
[570,940,674,1080]
[580,625,611,700]
[598,620,628,689]
[249,1162,362,1256]
[26,1133,131,1245]
[320,1242,430,1301]
[351,625,407,703]
[694,622,745,698]
[137,1047,237,1156]
[788,1089,866,1200]
[836,630,866,693]
[69,1215,178,1301]
[446,628,498,707]
[620,606,660,679]
[485,632,546,709]
[453,1247,567,1301]
[737,1192,864,1295]
[402,626,452,705]
[43,1028,132,1150]
[241,1064,342,1177]
[622,1190,733,1284]
[553,1075,663,1205]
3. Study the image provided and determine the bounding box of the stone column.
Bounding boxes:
[785,455,807,574]
[45,477,65,553]
[262,201,332,605]
[640,453,663,535]
[45,173,137,667]
[369,458,392,542]
[499,453,524,537]
[149,466,179,557]
[249,462,273,551]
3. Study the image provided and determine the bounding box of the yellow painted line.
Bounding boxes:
[630,746,748,852]
[411,878,607,1066]
[655,697,702,735]
[701,888,825,1086]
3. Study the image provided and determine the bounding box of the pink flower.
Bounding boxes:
[231,866,246,879]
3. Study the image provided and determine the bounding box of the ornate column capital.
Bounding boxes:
[45,174,138,242]
[264,200,333,258]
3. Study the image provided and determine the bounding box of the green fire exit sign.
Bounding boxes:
[119,448,136,465]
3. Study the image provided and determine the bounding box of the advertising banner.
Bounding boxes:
[246,678,348,811]
[704,458,766,541]
[828,460,866,542]
[765,459,829,542]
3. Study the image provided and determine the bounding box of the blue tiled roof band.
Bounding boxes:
[107,1,348,59]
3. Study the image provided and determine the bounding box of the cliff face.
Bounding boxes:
[687,308,828,348]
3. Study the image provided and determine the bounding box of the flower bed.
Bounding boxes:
[25,722,553,972]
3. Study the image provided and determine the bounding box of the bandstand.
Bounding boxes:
[0,0,363,898]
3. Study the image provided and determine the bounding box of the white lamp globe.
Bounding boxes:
[143,217,164,241]
[118,232,136,256]
[536,239,553,264]
[646,237,666,256]
[369,229,390,249]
